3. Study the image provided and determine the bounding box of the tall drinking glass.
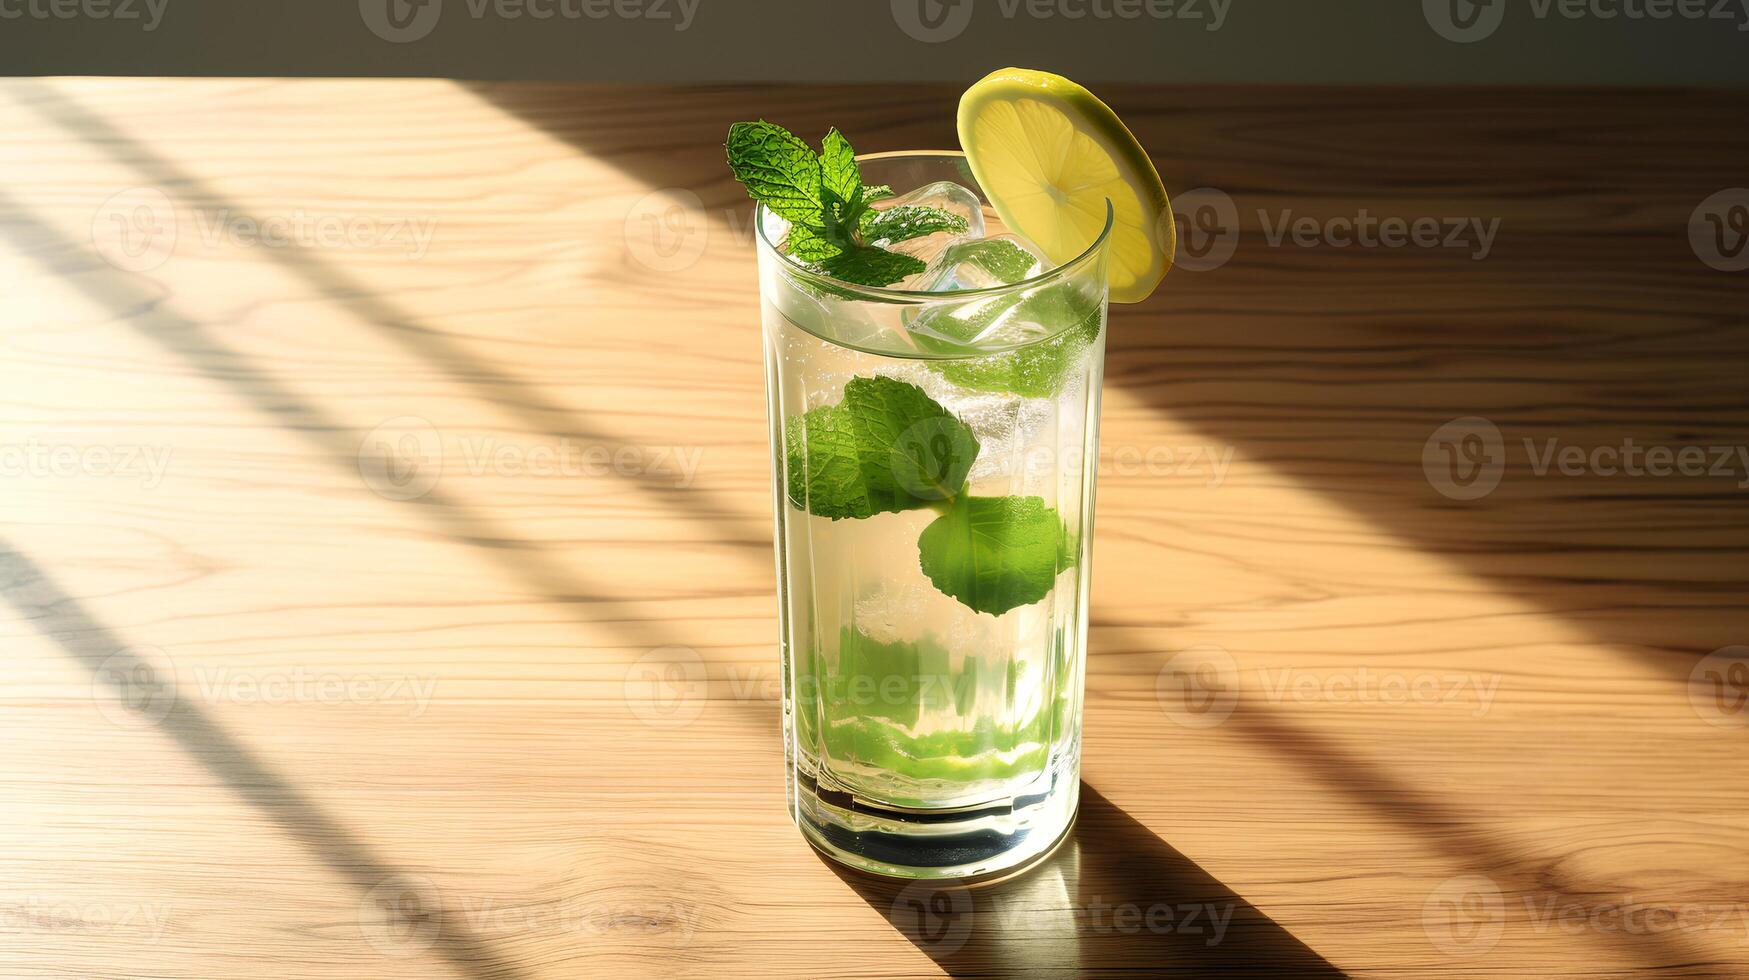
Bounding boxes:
[758,152,1112,879]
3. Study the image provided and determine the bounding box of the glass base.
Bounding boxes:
[793,765,1080,880]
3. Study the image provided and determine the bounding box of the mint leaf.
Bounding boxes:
[784,224,843,263]
[726,121,825,229]
[818,246,926,288]
[726,122,935,289]
[946,238,1039,282]
[818,128,862,226]
[785,376,979,520]
[861,205,969,247]
[917,495,1068,616]
[934,283,1105,397]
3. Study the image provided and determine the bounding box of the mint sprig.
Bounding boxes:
[726,121,967,287]
[785,375,1073,616]
[785,376,979,520]
[917,495,1074,616]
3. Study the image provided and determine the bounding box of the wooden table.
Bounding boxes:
[2,78,1746,979]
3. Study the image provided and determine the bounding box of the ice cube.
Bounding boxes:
[918,234,1053,293]
[867,179,985,264]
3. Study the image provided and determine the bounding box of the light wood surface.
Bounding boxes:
[2,78,1747,979]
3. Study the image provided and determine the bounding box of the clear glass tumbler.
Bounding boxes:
[758,152,1112,879]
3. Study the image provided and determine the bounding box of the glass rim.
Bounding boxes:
[754,149,1115,303]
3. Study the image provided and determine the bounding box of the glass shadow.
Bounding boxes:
[827,784,1348,978]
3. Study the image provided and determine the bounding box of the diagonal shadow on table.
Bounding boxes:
[0,188,772,729]
[0,545,531,980]
[826,785,1348,979]
[475,81,1749,683]
[8,80,774,562]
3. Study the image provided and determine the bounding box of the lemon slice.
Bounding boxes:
[957,67,1173,304]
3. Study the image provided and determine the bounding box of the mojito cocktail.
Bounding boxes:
[733,69,1173,879]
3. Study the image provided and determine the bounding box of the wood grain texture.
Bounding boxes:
[1,78,1746,979]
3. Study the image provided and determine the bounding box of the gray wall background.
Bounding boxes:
[1,0,1745,85]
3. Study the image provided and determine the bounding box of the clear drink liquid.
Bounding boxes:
[759,153,1110,878]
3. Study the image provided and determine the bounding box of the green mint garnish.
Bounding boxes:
[783,224,842,263]
[861,205,970,247]
[933,283,1105,397]
[794,626,1075,789]
[917,495,1074,617]
[785,376,979,520]
[784,375,1072,615]
[725,121,825,229]
[818,246,927,289]
[726,121,966,287]
[946,238,1040,282]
